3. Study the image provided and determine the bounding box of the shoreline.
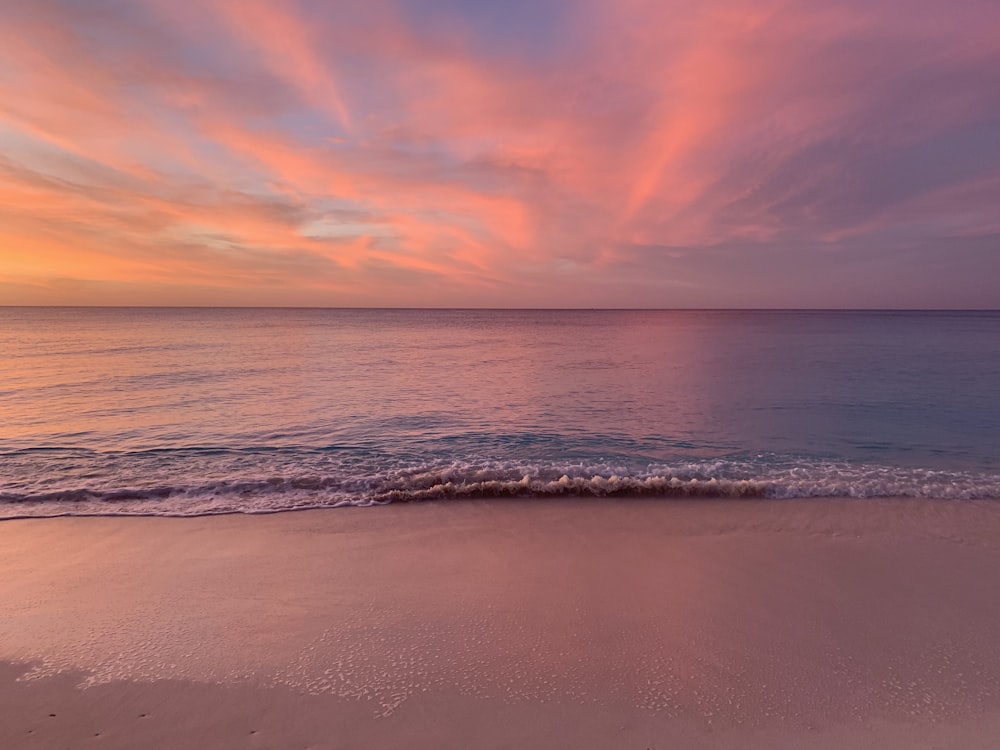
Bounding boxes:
[3,491,999,522]
[3,497,1000,748]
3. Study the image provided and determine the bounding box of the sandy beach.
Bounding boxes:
[3,497,1000,748]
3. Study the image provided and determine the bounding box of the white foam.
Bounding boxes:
[3,458,1000,519]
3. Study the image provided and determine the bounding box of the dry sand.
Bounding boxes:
[3,497,1000,748]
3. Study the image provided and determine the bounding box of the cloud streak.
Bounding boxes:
[1,0,998,307]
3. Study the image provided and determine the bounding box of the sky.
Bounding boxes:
[1,0,998,308]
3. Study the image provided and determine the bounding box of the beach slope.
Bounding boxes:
[3,498,1000,749]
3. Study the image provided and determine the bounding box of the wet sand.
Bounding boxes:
[3,498,1000,748]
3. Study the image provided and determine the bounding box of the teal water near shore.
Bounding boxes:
[2,308,999,517]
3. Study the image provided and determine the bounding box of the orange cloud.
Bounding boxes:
[1,0,999,307]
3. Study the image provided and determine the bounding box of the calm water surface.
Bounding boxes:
[2,308,999,517]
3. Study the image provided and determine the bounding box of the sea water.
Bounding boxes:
[1,308,999,517]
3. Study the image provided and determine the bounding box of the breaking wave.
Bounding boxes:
[2,457,1000,519]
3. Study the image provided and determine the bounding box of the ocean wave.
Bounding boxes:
[2,459,1000,519]
[370,474,768,502]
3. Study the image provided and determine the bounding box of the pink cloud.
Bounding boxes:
[1,0,998,307]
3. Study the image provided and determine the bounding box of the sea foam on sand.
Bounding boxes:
[2,497,1000,749]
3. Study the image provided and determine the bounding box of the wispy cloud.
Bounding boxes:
[1,0,998,307]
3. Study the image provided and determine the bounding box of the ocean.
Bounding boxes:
[2,308,999,518]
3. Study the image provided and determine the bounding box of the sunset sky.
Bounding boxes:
[1,0,998,308]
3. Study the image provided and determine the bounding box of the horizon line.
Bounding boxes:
[2,306,998,313]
